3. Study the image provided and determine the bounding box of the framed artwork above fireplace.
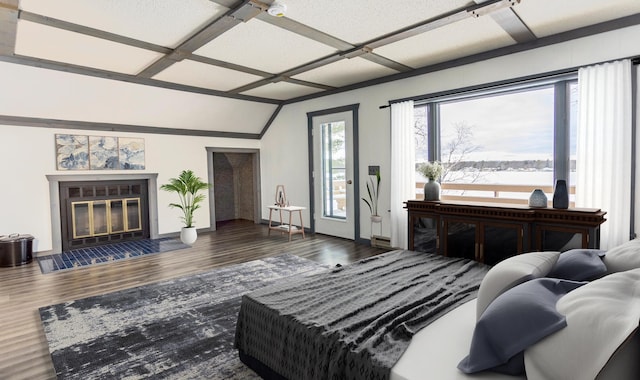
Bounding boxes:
[55,134,145,170]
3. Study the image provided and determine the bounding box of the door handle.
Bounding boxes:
[346,180,353,184]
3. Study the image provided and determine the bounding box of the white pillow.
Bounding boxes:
[475,251,560,320]
[524,268,640,380]
[603,238,640,273]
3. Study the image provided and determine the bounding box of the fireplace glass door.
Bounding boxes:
[71,198,142,239]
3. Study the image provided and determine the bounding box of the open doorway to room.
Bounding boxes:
[206,148,261,230]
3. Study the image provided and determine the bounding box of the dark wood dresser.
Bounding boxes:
[405,200,607,265]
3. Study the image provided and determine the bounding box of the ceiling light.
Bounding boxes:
[267,1,287,17]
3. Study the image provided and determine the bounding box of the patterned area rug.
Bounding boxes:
[39,254,327,379]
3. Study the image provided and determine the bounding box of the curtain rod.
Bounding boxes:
[380,55,640,108]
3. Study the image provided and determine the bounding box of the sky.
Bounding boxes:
[436,85,578,162]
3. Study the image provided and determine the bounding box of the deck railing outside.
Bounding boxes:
[331,181,576,210]
[415,182,576,207]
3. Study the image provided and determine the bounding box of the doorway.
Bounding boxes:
[307,104,360,240]
[207,148,261,230]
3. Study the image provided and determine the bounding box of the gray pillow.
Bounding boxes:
[458,278,585,375]
[547,249,606,281]
[475,251,560,320]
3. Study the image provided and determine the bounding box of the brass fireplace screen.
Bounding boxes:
[71,198,142,239]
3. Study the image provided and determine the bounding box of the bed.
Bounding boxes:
[235,241,640,380]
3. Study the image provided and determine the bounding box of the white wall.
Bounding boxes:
[0,61,277,134]
[261,24,640,241]
[0,124,259,252]
[2,24,640,252]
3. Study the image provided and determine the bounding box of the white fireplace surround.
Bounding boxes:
[46,173,160,254]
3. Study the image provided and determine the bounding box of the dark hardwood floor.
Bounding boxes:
[0,220,389,380]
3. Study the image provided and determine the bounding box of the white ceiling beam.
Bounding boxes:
[0,0,18,56]
[362,53,413,72]
[281,54,345,78]
[229,53,345,93]
[18,11,172,54]
[258,15,415,73]
[474,0,535,43]
[0,53,281,104]
[18,9,273,79]
[188,54,272,78]
[489,7,536,43]
[138,0,262,78]
[256,13,353,51]
[229,73,336,94]
[7,0,526,101]
[367,0,520,50]
[0,114,262,139]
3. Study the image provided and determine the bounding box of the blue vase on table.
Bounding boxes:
[552,180,569,209]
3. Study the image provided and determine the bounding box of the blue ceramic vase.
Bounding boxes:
[553,179,569,209]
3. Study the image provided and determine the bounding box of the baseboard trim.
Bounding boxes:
[371,235,392,249]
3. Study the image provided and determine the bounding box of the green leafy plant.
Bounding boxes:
[160,170,211,228]
[362,170,381,216]
[418,161,443,181]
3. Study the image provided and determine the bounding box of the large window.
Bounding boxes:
[415,77,578,204]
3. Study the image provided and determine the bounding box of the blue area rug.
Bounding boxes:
[39,254,328,379]
[38,238,189,274]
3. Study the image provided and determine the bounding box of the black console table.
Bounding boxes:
[405,200,607,265]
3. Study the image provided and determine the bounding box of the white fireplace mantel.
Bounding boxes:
[46,173,159,254]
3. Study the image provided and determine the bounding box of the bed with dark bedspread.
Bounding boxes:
[234,250,490,380]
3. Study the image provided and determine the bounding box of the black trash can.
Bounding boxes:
[0,234,34,267]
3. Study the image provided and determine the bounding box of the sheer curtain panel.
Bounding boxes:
[390,100,415,249]
[636,64,640,239]
[576,59,632,249]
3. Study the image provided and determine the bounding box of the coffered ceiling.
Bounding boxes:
[1,0,639,136]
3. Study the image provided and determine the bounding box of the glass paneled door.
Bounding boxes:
[312,111,355,239]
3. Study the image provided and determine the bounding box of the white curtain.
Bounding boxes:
[636,64,640,239]
[576,59,632,249]
[390,100,415,249]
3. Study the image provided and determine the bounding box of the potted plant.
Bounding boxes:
[160,169,211,245]
[418,161,443,201]
[362,170,382,223]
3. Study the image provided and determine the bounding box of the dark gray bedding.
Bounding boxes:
[234,250,489,380]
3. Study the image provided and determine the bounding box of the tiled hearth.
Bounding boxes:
[37,238,189,274]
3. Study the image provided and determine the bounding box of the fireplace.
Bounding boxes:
[59,179,150,251]
[47,174,160,254]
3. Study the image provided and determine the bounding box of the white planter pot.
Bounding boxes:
[370,215,383,223]
[180,227,198,246]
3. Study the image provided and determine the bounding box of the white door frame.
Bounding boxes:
[307,104,362,242]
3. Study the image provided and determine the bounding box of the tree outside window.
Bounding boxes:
[414,80,576,203]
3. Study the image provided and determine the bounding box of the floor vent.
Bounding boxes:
[371,235,392,249]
